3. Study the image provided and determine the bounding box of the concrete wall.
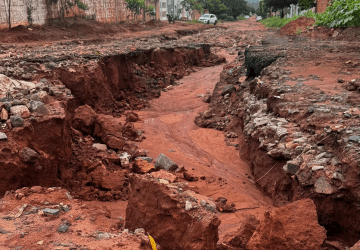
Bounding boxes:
[0,0,159,29]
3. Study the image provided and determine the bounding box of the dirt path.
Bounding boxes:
[135,49,272,238]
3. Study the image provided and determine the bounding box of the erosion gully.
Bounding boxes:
[135,49,272,238]
[1,18,358,249]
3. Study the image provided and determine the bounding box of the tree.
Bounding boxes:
[50,0,88,26]
[180,0,203,19]
[298,0,315,10]
[203,0,227,16]
[264,0,298,17]
[145,4,156,19]
[125,0,145,19]
[222,0,247,19]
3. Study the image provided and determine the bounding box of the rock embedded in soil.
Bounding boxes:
[221,85,236,96]
[10,115,24,127]
[314,176,337,194]
[154,153,178,172]
[10,105,30,118]
[19,147,39,163]
[0,108,8,121]
[132,159,155,174]
[72,105,97,135]
[43,208,60,216]
[28,100,48,115]
[92,143,108,151]
[247,199,327,250]
[125,174,220,250]
[57,224,70,233]
[0,132,7,140]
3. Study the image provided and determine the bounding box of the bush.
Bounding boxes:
[316,0,360,27]
[237,15,246,20]
[218,14,228,20]
[226,16,235,21]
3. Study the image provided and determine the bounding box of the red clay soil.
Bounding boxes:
[280,16,315,36]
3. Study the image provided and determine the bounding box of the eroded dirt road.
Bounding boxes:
[135,49,272,237]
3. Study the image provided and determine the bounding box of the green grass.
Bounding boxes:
[259,16,298,28]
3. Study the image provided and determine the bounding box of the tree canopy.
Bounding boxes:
[263,0,298,10]
[222,0,248,18]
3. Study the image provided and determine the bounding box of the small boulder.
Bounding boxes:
[92,143,108,151]
[43,208,60,215]
[247,199,327,250]
[57,224,70,233]
[0,132,7,140]
[0,108,8,121]
[102,135,127,150]
[155,153,178,172]
[221,85,236,96]
[126,112,140,122]
[10,105,30,118]
[133,159,155,174]
[72,105,97,135]
[10,115,24,127]
[314,176,337,194]
[29,100,48,115]
[19,147,39,163]
[151,169,177,183]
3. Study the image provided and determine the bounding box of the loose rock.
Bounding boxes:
[154,153,178,172]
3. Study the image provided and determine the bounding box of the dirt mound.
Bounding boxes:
[279,16,315,36]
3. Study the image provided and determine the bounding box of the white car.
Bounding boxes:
[245,15,250,19]
[198,14,218,25]
[256,16,262,21]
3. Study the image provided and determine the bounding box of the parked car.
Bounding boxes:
[256,16,262,21]
[198,14,218,25]
[245,15,250,19]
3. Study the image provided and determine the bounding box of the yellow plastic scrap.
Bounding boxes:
[148,233,157,250]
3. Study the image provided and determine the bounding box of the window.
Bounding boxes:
[162,2,166,8]
[162,11,167,17]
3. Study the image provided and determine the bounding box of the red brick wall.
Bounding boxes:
[0,0,159,29]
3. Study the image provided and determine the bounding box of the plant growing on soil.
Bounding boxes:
[145,4,156,18]
[316,0,360,27]
[259,16,297,27]
[125,0,145,19]
[26,0,35,26]
[296,28,301,35]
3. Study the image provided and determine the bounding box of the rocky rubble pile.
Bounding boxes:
[195,44,360,242]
